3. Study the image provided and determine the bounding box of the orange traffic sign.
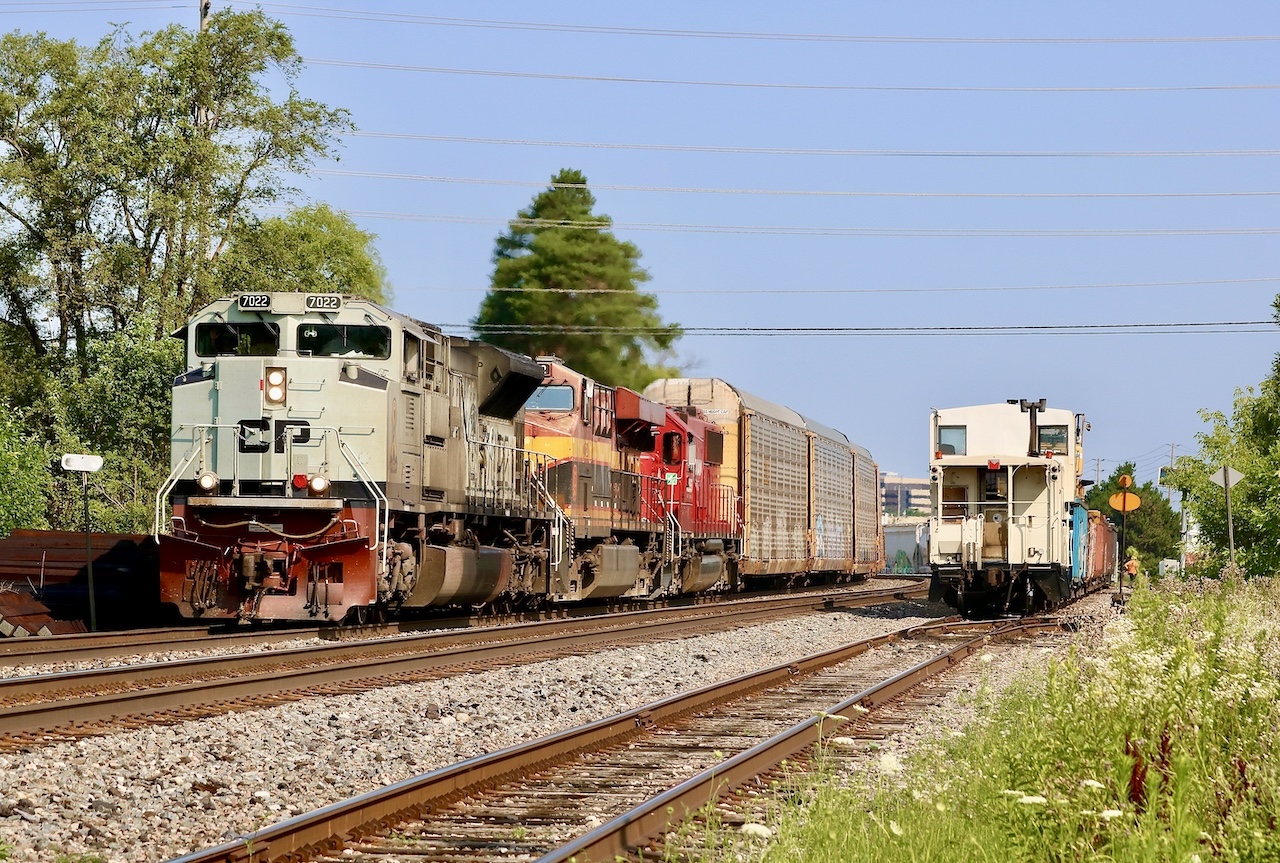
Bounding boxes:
[1109,491,1141,513]
[1118,474,1133,489]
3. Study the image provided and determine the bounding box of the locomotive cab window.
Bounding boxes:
[195,322,279,357]
[1038,425,1068,454]
[403,334,421,381]
[525,385,574,411]
[662,431,685,465]
[937,425,966,456]
[297,324,391,359]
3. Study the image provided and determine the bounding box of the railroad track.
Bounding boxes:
[0,581,927,747]
[0,577,923,665]
[168,615,1066,863]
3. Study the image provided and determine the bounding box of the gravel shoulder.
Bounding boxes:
[0,598,941,862]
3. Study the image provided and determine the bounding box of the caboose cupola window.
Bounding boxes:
[937,425,966,456]
[1037,425,1068,455]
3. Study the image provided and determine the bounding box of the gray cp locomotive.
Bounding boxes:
[154,292,558,622]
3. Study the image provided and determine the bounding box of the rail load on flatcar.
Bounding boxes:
[154,292,556,623]
[926,399,1115,618]
[644,378,883,584]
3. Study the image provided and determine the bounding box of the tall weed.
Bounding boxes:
[762,577,1280,863]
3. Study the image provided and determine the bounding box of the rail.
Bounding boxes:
[0,584,921,743]
[165,609,1038,863]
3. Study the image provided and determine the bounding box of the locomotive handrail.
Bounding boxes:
[330,431,389,568]
[153,440,204,540]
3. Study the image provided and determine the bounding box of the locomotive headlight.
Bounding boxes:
[196,470,220,493]
[264,366,288,405]
[307,473,330,495]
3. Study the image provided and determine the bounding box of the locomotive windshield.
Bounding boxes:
[297,324,391,359]
[195,322,279,357]
[525,385,574,411]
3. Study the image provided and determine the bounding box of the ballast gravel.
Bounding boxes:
[0,601,942,862]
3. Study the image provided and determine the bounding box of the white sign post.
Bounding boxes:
[61,454,104,631]
[1207,465,1244,569]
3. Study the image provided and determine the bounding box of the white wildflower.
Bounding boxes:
[1017,795,1047,805]
[1001,790,1025,797]
[889,820,904,837]
[877,752,903,774]
[849,703,871,714]
[1189,855,1202,863]
[1080,779,1106,790]
[935,801,947,812]
[740,823,772,840]
[828,737,857,748]
[1100,809,1123,820]
[979,653,994,664]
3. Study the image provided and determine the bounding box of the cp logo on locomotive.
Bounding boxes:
[237,418,311,453]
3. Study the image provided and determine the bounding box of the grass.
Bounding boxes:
[736,574,1280,863]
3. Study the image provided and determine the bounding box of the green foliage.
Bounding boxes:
[43,318,184,532]
[0,10,351,364]
[760,576,1280,862]
[0,12,366,533]
[1083,462,1181,573]
[474,168,681,390]
[0,408,50,535]
[1172,373,1280,576]
[214,204,389,302]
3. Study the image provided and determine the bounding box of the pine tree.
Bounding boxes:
[473,169,681,390]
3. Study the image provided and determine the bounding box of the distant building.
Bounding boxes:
[881,475,930,518]
[884,517,930,573]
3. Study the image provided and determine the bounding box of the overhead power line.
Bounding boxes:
[0,2,178,12]
[349,131,1280,158]
[237,3,1280,45]
[323,209,1280,237]
[305,58,1279,93]
[451,320,1274,338]
[313,168,1280,200]
[391,276,1280,297]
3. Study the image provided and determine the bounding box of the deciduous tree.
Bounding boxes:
[214,204,389,302]
[1084,462,1181,573]
[474,169,681,390]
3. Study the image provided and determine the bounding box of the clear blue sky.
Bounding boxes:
[17,1,1280,486]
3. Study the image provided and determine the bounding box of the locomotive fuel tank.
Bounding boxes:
[403,545,513,607]
[679,539,729,593]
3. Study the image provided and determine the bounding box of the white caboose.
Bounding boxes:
[926,399,1091,617]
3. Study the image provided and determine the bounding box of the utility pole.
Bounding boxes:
[1094,458,1101,487]
[1166,443,1176,503]
[199,0,211,30]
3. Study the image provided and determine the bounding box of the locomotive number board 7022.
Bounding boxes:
[305,294,343,311]
[236,294,344,312]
